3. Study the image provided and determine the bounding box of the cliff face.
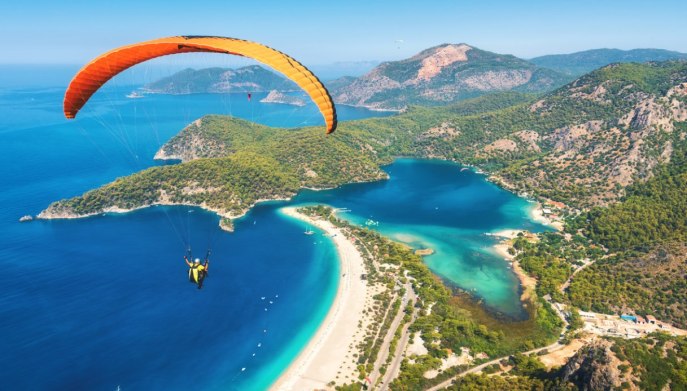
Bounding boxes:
[560,340,623,391]
[331,44,570,110]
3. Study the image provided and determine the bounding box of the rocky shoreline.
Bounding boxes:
[37,197,289,233]
[259,90,306,106]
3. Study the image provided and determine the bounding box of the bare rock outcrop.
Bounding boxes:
[331,43,569,110]
[154,118,228,162]
[560,340,622,391]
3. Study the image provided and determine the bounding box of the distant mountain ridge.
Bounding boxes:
[142,65,297,94]
[531,48,687,76]
[329,43,572,110]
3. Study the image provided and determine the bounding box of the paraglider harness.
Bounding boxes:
[185,249,210,289]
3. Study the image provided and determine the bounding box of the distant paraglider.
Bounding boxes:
[63,35,337,133]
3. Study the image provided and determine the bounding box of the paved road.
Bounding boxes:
[367,291,403,385]
[378,283,417,390]
[348,230,416,390]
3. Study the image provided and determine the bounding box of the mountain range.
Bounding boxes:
[140,45,687,114]
[530,48,687,76]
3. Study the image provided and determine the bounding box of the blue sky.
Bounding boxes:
[2,0,686,65]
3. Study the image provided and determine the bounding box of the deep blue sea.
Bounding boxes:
[1,78,546,390]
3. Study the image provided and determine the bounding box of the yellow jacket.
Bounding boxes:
[189,264,206,283]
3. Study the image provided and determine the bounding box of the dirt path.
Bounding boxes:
[426,341,565,391]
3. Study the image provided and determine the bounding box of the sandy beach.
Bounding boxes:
[489,229,522,239]
[492,235,537,302]
[271,207,370,390]
[529,202,564,231]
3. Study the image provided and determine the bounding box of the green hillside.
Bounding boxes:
[142,65,297,94]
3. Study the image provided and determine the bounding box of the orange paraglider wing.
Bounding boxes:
[64,36,337,133]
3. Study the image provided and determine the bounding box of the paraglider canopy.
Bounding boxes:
[63,35,337,133]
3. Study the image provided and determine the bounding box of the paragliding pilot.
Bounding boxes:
[184,249,210,289]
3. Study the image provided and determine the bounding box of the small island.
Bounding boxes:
[260,90,306,106]
[219,217,234,232]
[414,247,434,256]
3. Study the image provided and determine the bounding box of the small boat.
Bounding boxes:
[364,219,379,226]
[304,229,314,235]
[126,91,144,99]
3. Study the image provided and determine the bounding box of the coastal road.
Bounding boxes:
[367,292,399,381]
[378,282,418,391]
[559,258,594,293]
[425,341,564,391]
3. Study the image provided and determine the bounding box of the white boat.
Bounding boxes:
[304,229,314,235]
[126,91,144,99]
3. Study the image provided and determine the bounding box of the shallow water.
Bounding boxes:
[291,159,549,319]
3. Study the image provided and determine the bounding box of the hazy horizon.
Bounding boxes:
[2,0,686,65]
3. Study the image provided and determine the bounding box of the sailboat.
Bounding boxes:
[304,229,314,235]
